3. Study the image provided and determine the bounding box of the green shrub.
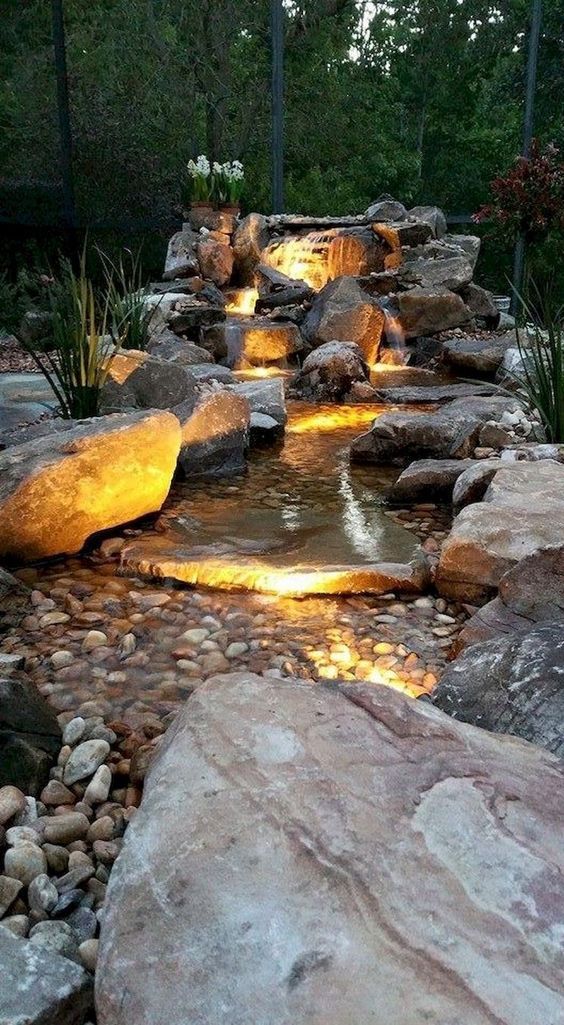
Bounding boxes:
[99,247,151,350]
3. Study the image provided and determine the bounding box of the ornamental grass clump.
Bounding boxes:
[22,255,119,420]
[99,247,151,350]
[514,283,564,443]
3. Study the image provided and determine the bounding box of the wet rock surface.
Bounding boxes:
[97,671,564,1025]
[302,276,385,364]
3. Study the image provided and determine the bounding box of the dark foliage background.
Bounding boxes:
[1,0,563,292]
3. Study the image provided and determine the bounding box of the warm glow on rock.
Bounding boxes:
[287,406,384,434]
[225,288,259,315]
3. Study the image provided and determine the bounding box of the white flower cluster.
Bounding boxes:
[213,160,245,181]
[187,154,211,178]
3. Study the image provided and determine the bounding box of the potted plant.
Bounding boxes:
[186,155,213,212]
[214,160,244,214]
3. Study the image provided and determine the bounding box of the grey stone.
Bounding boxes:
[229,378,286,426]
[434,622,564,757]
[0,680,61,794]
[399,255,473,292]
[294,341,370,401]
[96,672,564,1025]
[302,276,385,364]
[29,919,80,960]
[0,914,29,937]
[0,875,24,917]
[350,397,521,466]
[146,329,212,366]
[442,332,519,376]
[0,568,31,634]
[458,283,499,322]
[28,874,58,914]
[4,841,47,886]
[163,225,199,280]
[249,412,284,446]
[63,741,110,786]
[407,205,447,238]
[175,390,250,479]
[443,233,481,269]
[388,459,477,503]
[197,237,234,287]
[375,382,498,404]
[0,928,92,1023]
[188,363,236,384]
[18,309,52,347]
[365,198,407,221]
[100,350,197,413]
[398,286,473,338]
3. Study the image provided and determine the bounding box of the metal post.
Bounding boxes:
[511,0,542,313]
[51,0,77,241]
[271,0,284,213]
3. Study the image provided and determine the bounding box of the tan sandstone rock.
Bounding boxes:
[96,672,564,1025]
[0,411,181,561]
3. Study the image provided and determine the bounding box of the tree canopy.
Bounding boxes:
[1,0,563,286]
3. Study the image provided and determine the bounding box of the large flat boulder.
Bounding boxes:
[399,254,473,291]
[302,276,385,364]
[0,929,93,1024]
[407,205,447,238]
[96,672,564,1025]
[436,461,564,601]
[0,411,181,561]
[350,397,521,466]
[101,350,197,413]
[202,317,303,369]
[1,675,61,793]
[146,329,212,367]
[175,390,250,478]
[398,286,473,338]
[434,622,564,757]
[442,332,518,376]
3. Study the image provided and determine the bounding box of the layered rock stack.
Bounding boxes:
[153,195,498,375]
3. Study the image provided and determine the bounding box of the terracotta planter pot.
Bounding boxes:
[190,201,213,212]
[219,203,240,216]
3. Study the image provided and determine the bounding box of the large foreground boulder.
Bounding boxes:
[434,622,564,757]
[0,411,181,561]
[302,276,385,364]
[1,675,61,793]
[96,672,564,1025]
[436,461,564,601]
[388,458,477,503]
[0,929,93,1024]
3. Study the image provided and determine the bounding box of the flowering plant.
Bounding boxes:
[474,142,564,244]
[213,160,245,205]
[186,154,212,202]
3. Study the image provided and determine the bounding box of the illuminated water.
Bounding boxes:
[121,402,424,594]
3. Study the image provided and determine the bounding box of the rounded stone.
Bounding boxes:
[43,812,90,845]
[82,631,109,652]
[0,914,29,937]
[4,841,47,886]
[0,786,26,826]
[62,717,86,746]
[51,650,75,669]
[63,740,110,785]
[29,920,79,960]
[28,873,58,913]
[79,937,99,972]
[83,765,112,806]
